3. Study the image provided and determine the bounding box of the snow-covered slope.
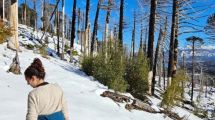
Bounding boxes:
[0,43,172,120]
[0,25,204,120]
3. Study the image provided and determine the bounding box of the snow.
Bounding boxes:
[0,24,205,120]
[0,43,172,120]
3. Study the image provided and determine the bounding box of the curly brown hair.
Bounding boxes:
[24,58,46,79]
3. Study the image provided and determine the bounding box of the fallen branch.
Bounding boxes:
[100,91,131,103]
[125,99,158,113]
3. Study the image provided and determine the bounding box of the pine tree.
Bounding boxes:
[161,69,188,109]
[125,47,149,100]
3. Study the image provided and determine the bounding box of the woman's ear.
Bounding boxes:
[31,76,37,81]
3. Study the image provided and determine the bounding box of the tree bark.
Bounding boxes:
[24,0,27,25]
[33,0,37,31]
[139,18,143,53]
[191,40,194,103]
[162,50,166,90]
[118,0,124,50]
[131,10,136,58]
[167,0,178,86]
[152,28,163,95]
[8,0,21,74]
[70,0,76,62]
[8,0,19,51]
[90,0,100,55]
[2,0,5,20]
[162,17,168,90]
[61,0,65,59]
[147,0,157,95]
[173,6,179,77]
[104,0,111,59]
[57,10,60,56]
[85,0,90,30]
[143,28,147,55]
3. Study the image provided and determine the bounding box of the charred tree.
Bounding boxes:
[118,0,124,50]
[85,0,90,30]
[147,0,157,95]
[90,0,100,55]
[167,0,178,86]
[186,36,203,104]
[151,28,163,95]
[70,0,77,62]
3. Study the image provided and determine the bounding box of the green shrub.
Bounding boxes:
[92,54,109,85]
[108,77,128,93]
[125,51,149,100]
[81,48,128,93]
[72,50,78,56]
[161,69,188,109]
[64,44,69,52]
[106,51,128,92]
[81,56,94,76]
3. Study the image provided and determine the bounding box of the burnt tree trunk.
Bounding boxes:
[167,0,178,86]
[152,28,163,95]
[191,40,194,103]
[131,10,136,58]
[147,0,157,95]
[57,10,60,56]
[139,19,143,53]
[33,0,37,31]
[162,17,168,90]
[70,0,76,62]
[85,0,90,30]
[61,0,65,59]
[118,0,124,50]
[173,9,179,76]
[90,0,100,55]
[24,0,27,25]
[104,0,111,59]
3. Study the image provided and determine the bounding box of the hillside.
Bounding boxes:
[0,24,205,120]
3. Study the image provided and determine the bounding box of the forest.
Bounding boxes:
[1,0,215,119]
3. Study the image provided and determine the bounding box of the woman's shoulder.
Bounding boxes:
[31,83,63,94]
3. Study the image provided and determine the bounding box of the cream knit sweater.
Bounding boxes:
[26,83,69,120]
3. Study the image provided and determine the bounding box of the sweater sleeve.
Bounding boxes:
[62,92,69,120]
[26,92,38,120]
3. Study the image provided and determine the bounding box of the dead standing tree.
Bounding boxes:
[70,0,77,62]
[8,0,21,74]
[186,36,203,104]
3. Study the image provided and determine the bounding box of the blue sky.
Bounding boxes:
[18,0,215,50]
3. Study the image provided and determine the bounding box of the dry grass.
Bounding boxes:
[0,20,13,44]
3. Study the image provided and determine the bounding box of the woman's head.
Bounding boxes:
[24,58,45,87]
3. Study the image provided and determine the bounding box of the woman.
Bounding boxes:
[24,58,69,120]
